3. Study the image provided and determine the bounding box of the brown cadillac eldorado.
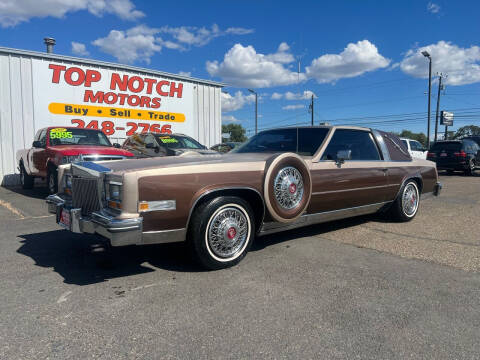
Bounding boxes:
[47,126,441,269]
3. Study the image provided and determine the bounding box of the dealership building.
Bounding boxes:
[0,46,223,185]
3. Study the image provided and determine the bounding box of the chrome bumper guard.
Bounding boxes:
[434,182,442,196]
[46,194,142,247]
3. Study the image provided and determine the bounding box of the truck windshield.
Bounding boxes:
[233,128,329,156]
[49,128,112,146]
[154,135,205,149]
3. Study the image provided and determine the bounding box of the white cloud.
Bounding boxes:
[158,24,253,48]
[178,71,191,77]
[271,90,317,100]
[0,0,144,27]
[222,115,242,123]
[427,2,441,14]
[264,42,295,64]
[305,40,390,83]
[282,104,305,110]
[207,43,305,88]
[400,41,480,86]
[93,24,252,63]
[71,41,89,56]
[221,91,255,112]
[92,25,161,64]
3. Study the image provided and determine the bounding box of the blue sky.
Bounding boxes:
[1,0,479,137]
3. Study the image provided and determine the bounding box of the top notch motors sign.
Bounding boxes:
[34,61,194,138]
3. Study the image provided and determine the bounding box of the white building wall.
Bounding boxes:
[0,48,223,185]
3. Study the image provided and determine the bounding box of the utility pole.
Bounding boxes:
[434,73,444,142]
[248,89,258,134]
[422,51,432,148]
[310,94,314,126]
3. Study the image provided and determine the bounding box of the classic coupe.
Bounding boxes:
[47,126,441,269]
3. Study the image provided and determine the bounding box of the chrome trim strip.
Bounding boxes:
[259,201,391,236]
[312,184,399,196]
[371,129,391,161]
[142,228,187,244]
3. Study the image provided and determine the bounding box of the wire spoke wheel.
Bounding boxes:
[207,206,249,259]
[273,166,304,210]
[402,183,419,217]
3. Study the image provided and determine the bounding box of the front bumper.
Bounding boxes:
[46,194,142,246]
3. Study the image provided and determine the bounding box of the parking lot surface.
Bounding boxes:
[1,173,479,359]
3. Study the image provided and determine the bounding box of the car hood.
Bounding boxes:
[49,145,133,157]
[103,152,275,174]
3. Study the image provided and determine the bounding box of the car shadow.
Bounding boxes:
[3,184,50,200]
[252,215,373,251]
[18,214,377,285]
[17,230,203,285]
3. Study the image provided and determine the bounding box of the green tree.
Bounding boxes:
[451,125,480,139]
[222,124,247,142]
[397,130,427,146]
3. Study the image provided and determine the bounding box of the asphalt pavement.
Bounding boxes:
[0,173,479,359]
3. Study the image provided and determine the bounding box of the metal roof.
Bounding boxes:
[0,46,225,87]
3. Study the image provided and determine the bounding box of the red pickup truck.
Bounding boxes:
[16,127,134,193]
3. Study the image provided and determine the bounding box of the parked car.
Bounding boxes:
[210,142,242,153]
[16,127,134,194]
[400,138,428,159]
[47,126,441,269]
[122,133,217,158]
[427,139,480,175]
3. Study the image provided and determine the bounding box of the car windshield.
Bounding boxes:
[48,128,112,146]
[233,128,329,156]
[431,142,462,151]
[154,135,205,150]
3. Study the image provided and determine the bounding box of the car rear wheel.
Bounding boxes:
[386,180,420,222]
[19,163,34,189]
[465,159,475,176]
[188,196,254,270]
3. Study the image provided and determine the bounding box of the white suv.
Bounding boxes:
[400,138,428,159]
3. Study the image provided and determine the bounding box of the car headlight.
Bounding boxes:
[62,155,82,164]
[106,180,122,210]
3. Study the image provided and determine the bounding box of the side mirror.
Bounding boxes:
[113,143,121,148]
[336,149,352,167]
[32,140,42,148]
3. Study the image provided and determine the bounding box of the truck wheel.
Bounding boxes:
[188,196,254,270]
[20,163,34,189]
[387,180,420,222]
[264,153,312,223]
[47,168,58,194]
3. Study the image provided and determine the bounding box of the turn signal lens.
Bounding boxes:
[454,151,467,157]
[427,152,436,158]
[138,202,149,212]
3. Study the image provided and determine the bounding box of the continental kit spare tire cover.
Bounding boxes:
[264,153,312,223]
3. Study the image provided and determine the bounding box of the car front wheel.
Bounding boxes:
[188,196,254,270]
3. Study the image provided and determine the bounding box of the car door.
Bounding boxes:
[308,129,389,214]
[31,128,48,177]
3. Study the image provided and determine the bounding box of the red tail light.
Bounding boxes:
[454,151,467,158]
[427,152,436,157]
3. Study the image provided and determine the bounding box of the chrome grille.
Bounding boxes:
[72,178,101,215]
[81,155,126,162]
